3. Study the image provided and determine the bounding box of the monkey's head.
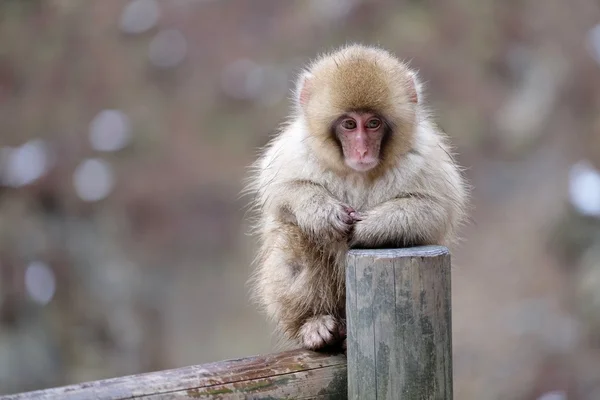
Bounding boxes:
[296,44,420,175]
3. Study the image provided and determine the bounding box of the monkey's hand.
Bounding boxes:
[348,210,380,248]
[271,180,360,242]
[296,200,360,242]
[349,195,446,248]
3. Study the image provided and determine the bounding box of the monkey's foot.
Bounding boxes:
[299,315,344,351]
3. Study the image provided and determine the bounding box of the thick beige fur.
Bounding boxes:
[244,44,468,350]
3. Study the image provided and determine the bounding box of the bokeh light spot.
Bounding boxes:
[89,110,132,152]
[148,29,188,69]
[2,140,50,187]
[25,261,56,306]
[73,158,115,202]
[569,160,600,218]
[587,24,600,65]
[120,0,160,35]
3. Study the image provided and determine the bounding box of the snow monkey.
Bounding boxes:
[246,44,468,351]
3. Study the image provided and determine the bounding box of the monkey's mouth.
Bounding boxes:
[346,158,379,172]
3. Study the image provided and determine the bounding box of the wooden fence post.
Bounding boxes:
[346,245,453,400]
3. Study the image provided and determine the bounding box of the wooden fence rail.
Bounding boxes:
[1,246,452,400]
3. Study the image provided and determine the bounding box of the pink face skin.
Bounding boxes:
[336,111,386,172]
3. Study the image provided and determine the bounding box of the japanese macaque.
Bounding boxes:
[245,44,468,351]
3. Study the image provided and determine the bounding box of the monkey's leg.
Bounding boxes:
[255,229,346,351]
[270,266,346,351]
[297,315,345,350]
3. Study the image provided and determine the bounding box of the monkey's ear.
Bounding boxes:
[296,72,313,108]
[406,70,420,104]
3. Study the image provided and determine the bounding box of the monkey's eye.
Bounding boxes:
[341,119,357,130]
[366,118,381,129]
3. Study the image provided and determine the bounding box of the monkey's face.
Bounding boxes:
[298,46,418,175]
[332,111,388,172]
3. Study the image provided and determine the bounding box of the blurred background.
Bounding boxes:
[1,0,600,398]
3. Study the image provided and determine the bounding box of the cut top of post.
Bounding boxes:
[348,245,450,259]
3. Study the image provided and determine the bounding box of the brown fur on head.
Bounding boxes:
[295,44,420,176]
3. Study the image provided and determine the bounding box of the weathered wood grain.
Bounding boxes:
[346,245,452,400]
[0,350,347,400]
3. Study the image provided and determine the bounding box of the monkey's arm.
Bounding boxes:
[262,180,357,242]
[350,193,452,248]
